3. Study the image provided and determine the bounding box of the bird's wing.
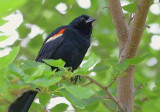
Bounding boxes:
[35,26,67,62]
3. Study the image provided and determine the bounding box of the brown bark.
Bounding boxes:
[108,0,129,54]
[108,0,152,112]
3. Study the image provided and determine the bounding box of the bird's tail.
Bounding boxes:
[8,91,37,112]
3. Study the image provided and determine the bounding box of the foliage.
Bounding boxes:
[0,0,160,112]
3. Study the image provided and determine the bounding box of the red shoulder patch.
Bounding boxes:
[50,28,66,38]
[45,28,66,43]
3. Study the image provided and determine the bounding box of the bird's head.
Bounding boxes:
[69,15,96,34]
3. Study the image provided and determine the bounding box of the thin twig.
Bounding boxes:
[135,84,143,91]
[103,96,111,99]
[80,75,126,112]
[145,25,150,28]
[134,84,143,95]
[83,81,92,87]
[103,6,110,9]
[128,13,132,25]
[105,78,117,89]
[128,13,134,25]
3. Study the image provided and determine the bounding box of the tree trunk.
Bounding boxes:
[108,0,152,111]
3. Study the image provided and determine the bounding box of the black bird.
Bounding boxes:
[8,14,96,112]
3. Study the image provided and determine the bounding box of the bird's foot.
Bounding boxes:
[71,75,81,84]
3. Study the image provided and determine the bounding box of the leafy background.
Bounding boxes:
[0,0,160,112]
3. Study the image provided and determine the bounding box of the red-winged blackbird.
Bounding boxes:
[8,15,96,112]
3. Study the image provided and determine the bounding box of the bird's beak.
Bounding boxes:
[85,17,96,23]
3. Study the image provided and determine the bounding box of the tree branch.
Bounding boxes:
[105,77,117,89]
[122,0,152,60]
[134,84,143,95]
[108,0,129,54]
[128,13,134,25]
[80,75,126,112]
[83,81,92,87]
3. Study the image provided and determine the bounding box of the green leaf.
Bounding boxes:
[23,60,51,71]
[82,53,98,69]
[0,71,8,96]
[82,97,103,107]
[94,103,110,112]
[0,35,8,41]
[22,60,41,70]
[126,53,150,65]
[155,80,160,86]
[109,60,123,75]
[61,88,98,109]
[22,62,47,82]
[74,68,91,75]
[29,102,42,112]
[92,65,109,72]
[9,64,24,77]
[64,84,94,99]
[110,54,150,75]
[0,0,27,16]
[50,103,68,112]
[0,19,8,26]
[38,93,52,108]
[55,68,65,77]
[17,23,31,39]
[0,68,13,100]
[0,46,20,69]
[61,89,86,108]
[43,59,65,67]
[32,77,61,87]
[117,60,128,73]
[122,3,137,13]
[142,98,160,112]
[30,64,46,80]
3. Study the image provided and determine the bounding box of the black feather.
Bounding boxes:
[8,91,37,112]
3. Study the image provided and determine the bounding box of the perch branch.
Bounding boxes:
[80,75,126,112]
[83,81,92,87]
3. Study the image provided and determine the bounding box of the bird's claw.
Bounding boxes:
[71,75,81,84]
